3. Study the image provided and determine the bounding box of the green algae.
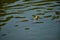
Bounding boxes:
[29,8,40,10]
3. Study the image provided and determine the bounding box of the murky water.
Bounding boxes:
[0,0,60,40]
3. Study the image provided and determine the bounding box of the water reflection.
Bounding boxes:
[0,0,60,40]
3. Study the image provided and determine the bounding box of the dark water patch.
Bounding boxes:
[0,27,2,31]
[47,7,53,10]
[0,19,8,22]
[0,13,7,17]
[36,13,45,15]
[15,25,18,27]
[25,1,50,4]
[24,28,30,30]
[0,9,5,13]
[51,16,60,20]
[20,19,29,22]
[44,15,52,18]
[33,22,44,24]
[33,3,52,6]
[44,0,60,2]
[23,0,31,2]
[7,12,25,15]
[48,4,60,7]
[54,4,60,6]
[29,7,41,10]
[0,3,4,9]
[14,16,26,18]
[1,34,7,36]
[0,16,13,22]
[4,0,18,4]
[56,1,60,3]
[15,4,25,6]
[55,11,60,15]
[48,5,56,7]
[0,23,6,26]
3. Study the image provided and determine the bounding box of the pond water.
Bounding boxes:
[0,0,60,40]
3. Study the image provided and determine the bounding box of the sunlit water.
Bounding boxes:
[0,0,60,40]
